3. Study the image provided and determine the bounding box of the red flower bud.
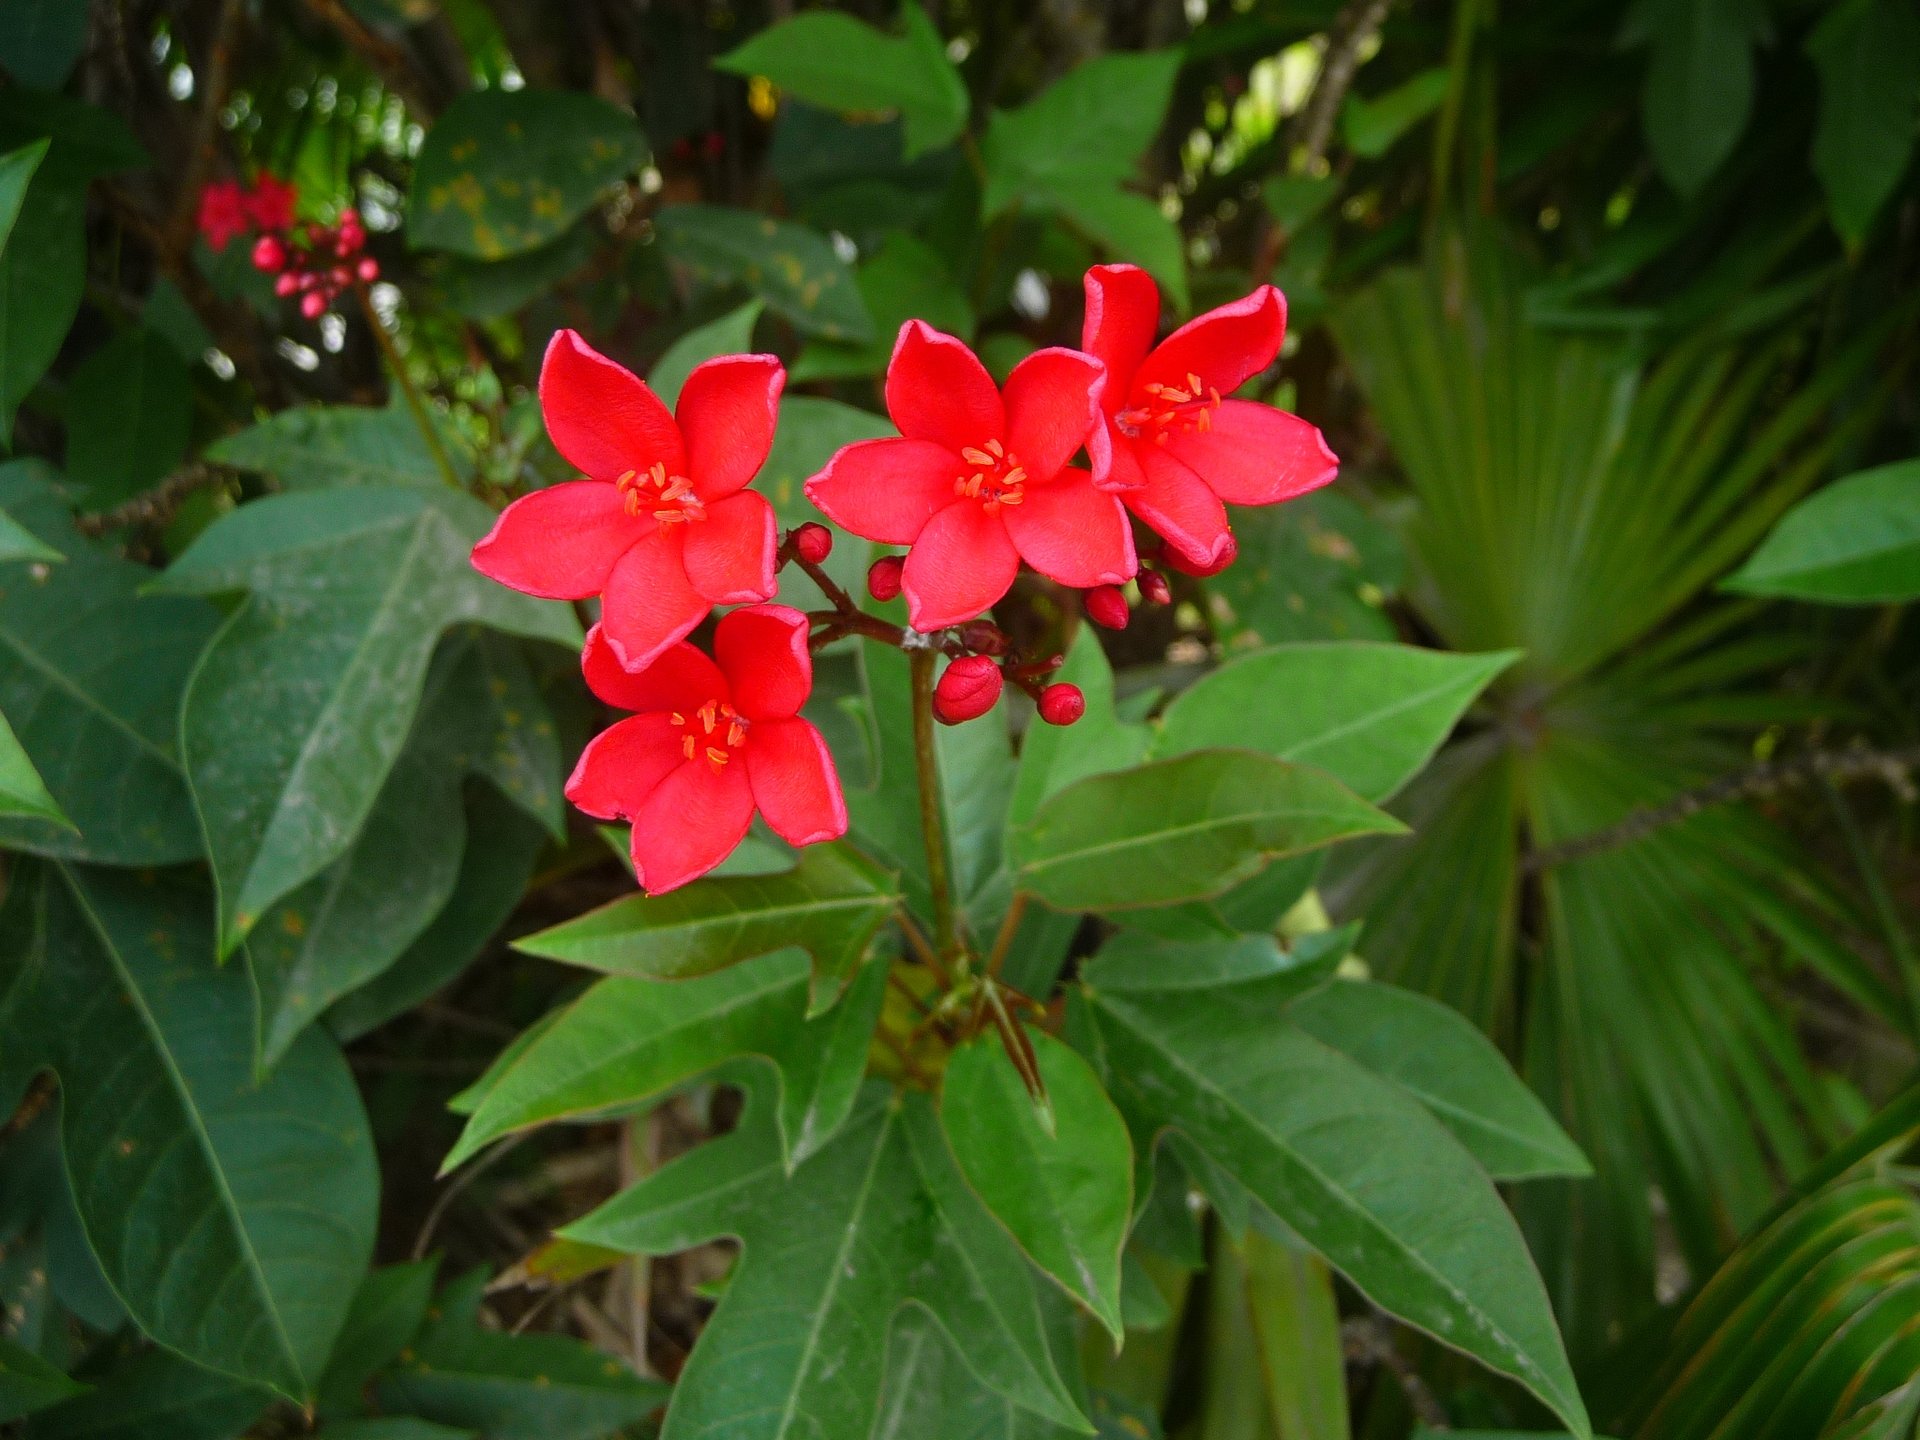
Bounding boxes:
[300,291,328,320]
[793,523,832,565]
[867,555,903,602]
[1037,683,1085,727]
[1164,534,1237,577]
[356,257,380,282]
[273,272,299,297]
[957,620,1008,656]
[1084,584,1129,630]
[251,234,287,273]
[933,655,1003,725]
[1139,569,1172,605]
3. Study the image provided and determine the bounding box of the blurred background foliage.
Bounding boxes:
[1,0,1919,1436]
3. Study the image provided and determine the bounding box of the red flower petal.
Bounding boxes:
[470,481,643,600]
[629,758,756,894]
[1082,265,1161,410]
[682,491,777,605]
[714,604,813,721]
[582,626,727,715]
[565,713,686,820]
[1134,286,1286,405]
[1127,448,1233,571]
[901,500,1020,630]
[803,437,960,545]
[677,353,784,501]
[1003,347,1105,483]
[599,530,710,671]
[746,717,847,847]
[885,320,1004,455]
[539,329,686,482]
[1002,468,1137,589]
[1097,426,1149,492]
[1164,400,1338,506]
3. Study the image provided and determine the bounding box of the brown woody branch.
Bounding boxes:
[165,0,248,263]
[1523,743,1920,874]
[74,462,236,538]
[1289,0,1394,172]
[299,0,445,119]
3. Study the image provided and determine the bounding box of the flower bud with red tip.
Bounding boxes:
[793,523,833,565]
[1139,569,1172,605]
[934,655,1003,725]
[356,256,380,283]
[867,555,904,602]
[251,234,287,273]
[1085,584,1129,630]
[300,291,328,320]
[1038,683,1085,726]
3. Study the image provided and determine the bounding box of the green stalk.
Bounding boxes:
[356,283,464,491]
[909,648,959,962]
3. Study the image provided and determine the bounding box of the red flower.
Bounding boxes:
[197,180,250,251]
[568,607,847,894]
[473,331,783,670]
[1082,264,1337,571]
[804,320,1134,631]
[246,175,299,233]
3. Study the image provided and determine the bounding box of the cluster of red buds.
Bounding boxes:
[1079,560,1176,633]
[251,209,379,321]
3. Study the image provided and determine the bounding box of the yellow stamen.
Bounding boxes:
[669,712,685,725]
[706,747,730,768]
[727,721,746,746]
[682,735,696,759]
[961,447,995,467]
[698,700,718,732]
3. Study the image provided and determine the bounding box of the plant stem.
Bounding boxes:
[909,648,958,961]
[985,891,1027,980]
[356,283,464,491]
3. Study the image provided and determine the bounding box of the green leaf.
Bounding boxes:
[434,222,598,321]
[0,863,378,1400]
[251,631,561,1067]
[375,1273,666,1440]
[0,2,86,90]
[792,234,974,382]
[21,1346,268,1440]
[0,502,59,563]
[1008,626,1150,836]
[445,947,887,1171]
[62,328,191,507]
[1044,183,1189,314]
[1808,0,1920,245]
[1207,490,1402,646]
[1155,643,1519,802]
[0,465,220,863]
[1011,749,1406,913]
[941,1028,1135,1339]
[408,89,646,259]
[564,1086,1091,1438]
[321,1421,476,1440]
[1243,1228,1350,1440]
[1635,0,1764,194]
[516,841,900,1013]
[0,707,66,828]
[0,1338,84,1424]
[1289,979,1592,1181]
[0,155,82,443]
[1340,67,1451,158]
[981,51,1181,216]
[1083,928,1346,998]
[716,7,968,159]
[0,140,48,256]
[1079,980,1590,1437]
[151,486,578,955]
[208,403,473,490]
[756,398,893,612]
[1723,459,1920,603]
[649,300,763,409]
[654,205,874,342]
[325,785,550,1043]
[316,1260,440,1417]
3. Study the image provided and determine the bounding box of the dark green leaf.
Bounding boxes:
[0,707,66,828]
[1011,749,1406,913]
[1636,0,1764,194]
[207,403,473,490]
[793,234,974,381]
[1208,491,1403,646]
[1808,0,1920,245]
[0,863,378,1400]
[0,502,60,563]
[1154,643,1519,803]
[1083,928,1345,998]
[408,89,646,259]
[0,140,48,255]
[757,398,892,612]
[982,52,1181,215]
[654,205,874,341]
[0,1338,84,1424]
[0,1,86,90]
[152,486,578,955]
[1341,67,1451,158]
[320,1422,476,1440]
[717,8,968,158]
[516,841,899,1013]
[1080,981,1589,1436]
[649,300,763,409]
[1046,183,1189,314]
[1007,627,1149,836]
[62,329,191,507]
[316,1260,440,1418]
[375,1274,664,1440]
[941,1027,1134,1338]
[0,465,219,863]
[1289,979,1592,1180]
[1723,459,1920,603]
[434,222,598,320]
[445,948,887,1170]
[565,1086,1090,1438]
[0,158,82,442]
[22,1347,268,1440]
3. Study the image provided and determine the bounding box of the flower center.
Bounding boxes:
[954,440,1027,515]
[617,463,707,524]
[670,699,748,773]
[1116,372,1221,444]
